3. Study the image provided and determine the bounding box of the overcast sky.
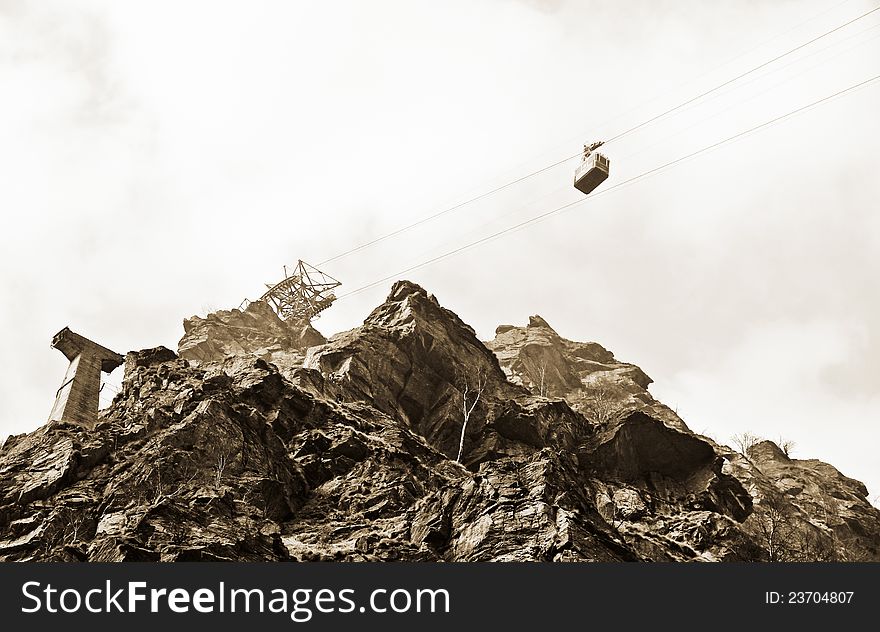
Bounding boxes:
[1,0,878,502]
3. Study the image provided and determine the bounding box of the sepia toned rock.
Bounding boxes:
[178,299,325,374]
[0,281,878,561]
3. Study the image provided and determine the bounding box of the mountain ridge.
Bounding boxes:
[1,280,877,562]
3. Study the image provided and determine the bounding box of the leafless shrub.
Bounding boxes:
[581,386,626,426]
[142,456,201,502]
[41,507,90,557]
[697,427,717,441]
[147,467,167,500]
[214,453,229,488]
[58,507,88,543]
[754,495,797,562]
[752,495,849,562]
[732,432,762,455]
[777,436,796,457]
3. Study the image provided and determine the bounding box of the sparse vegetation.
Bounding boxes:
[697,428,717,441]
[41,507,90,557]
[581,386,626,426]
[214,453,229,487]
[732,432,794,458]
[58,507,88,543]
[521,356,549,397]
[750,494,872,562]
[732,432,762,455]
[777,436,796,457]
[754,494,797,562]
[456,369,487,463]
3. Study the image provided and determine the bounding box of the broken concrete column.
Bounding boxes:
[48,327,123,426]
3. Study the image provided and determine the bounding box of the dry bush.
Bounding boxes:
[732,432,762,455]
[581,386,627,426]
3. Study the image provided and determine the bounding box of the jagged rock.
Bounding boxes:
[734,440,880,560]
[0,427,79,507]
[303,281,567,463]
[1,282,878,562]
[178,300,325,372]
[125,346,178,372]
[486,315,654,414]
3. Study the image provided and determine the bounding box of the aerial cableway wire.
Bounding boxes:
[316,5,880,268]
[335,73,880,301]
[604,4,880,143]
[601,21,880,167]
[315,154,577,267]
[467,17,880,248]
[476,19,880,245]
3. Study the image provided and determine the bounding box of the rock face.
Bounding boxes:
[1,281,878,561]
[178,300,325,373]
[487,315,678,429]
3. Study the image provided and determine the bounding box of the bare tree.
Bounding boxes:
[732,432,762,455]
[169,522,189,545]
[41,507,90,557]
[581,386,626,426]
[754,495,794,562]
[456,370,487,463]
[777,436,796,457]
[214,453,229,488]
[141,456,201,502]
[753,495,835,562]
[523,357,548,397]
[58,507,88,543]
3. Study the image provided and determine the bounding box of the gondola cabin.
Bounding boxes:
[574,152,610,195]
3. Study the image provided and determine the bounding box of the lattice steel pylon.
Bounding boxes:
[259,260,341,321]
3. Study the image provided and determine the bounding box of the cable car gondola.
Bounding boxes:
[574,141,609,195]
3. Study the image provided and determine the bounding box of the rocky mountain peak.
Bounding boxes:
[364,281,477,338]
[1,280,878,562]
[486,315,652,406]
[527,314,556,331]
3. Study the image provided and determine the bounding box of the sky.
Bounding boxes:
[1,0,878,503]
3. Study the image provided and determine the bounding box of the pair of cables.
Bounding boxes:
[316,4,880,273]
[335,72,880,299]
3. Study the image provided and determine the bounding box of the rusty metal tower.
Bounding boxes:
[258,260,341,321]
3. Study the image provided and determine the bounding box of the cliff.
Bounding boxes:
[1,281,877,561]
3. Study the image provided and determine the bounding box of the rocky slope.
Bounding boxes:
[1,281,878,561]
[178,300,325,371]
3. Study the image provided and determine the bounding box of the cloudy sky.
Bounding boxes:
[1,0,878,501]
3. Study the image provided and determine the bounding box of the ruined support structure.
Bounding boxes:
[48,327,123,426]
[259,260,341,321]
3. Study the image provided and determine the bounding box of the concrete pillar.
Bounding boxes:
[48,327,123,426]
